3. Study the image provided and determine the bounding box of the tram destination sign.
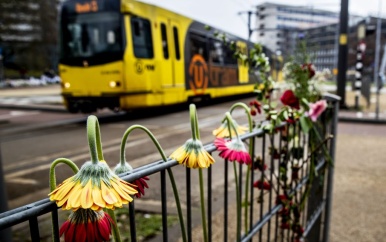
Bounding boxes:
[62,0,120,14]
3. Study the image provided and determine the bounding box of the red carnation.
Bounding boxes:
[301,63,316,78]
[253,179,271,190]
[280,90,300,110]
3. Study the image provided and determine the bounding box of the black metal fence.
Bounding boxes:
[0,94,339,242]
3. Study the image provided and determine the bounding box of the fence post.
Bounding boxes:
[322,95,340,242]
[0,145,12,242]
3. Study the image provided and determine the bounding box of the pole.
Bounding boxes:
[248,11,252,42]
[0,146,12,241]
[336,0,349,108]
[374,0,382,120]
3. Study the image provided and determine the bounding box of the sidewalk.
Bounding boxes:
[330,122,386,242]
[0,84,61,97]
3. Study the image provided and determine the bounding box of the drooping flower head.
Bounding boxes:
[114,162,149,198]
[170,104,215,169]
[170,138,215,169]
[249,100,262,116]
[60,209,113,242]
[212,119,248,138]
[49,160,138,210]
[280,90,300,110]
[308,100,327,122]
[214,138,251,165]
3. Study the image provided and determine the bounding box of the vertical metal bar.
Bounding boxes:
[259,134,266,242]
[129,201,137,242]
[224,159,228,242]
[186,167,192,242]
[0,145,12,242]
[249,137,256,242]
[238,161,243,240]
[322,100,339,242]
[29,217,40,242]
[374,0,383,119]
[267,134,274,242]
[301,125,308,227]
[51,209,60,242]
[161,170,168,241]
[208,165,212,242]
[274,129,283,241]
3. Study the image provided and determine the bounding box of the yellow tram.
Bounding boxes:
[58,0,258,113]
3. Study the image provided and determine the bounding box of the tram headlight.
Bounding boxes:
[63,82,71,88]
[109,81,121,88]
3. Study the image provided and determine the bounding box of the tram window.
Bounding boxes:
[160,23,169,59]
[190,34,208,61]
[131,17,154,58]
[173,27,181,60]
[223,44,237,65]
[209,40,224,64]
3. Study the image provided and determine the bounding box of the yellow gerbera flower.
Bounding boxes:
[49,161,137,211]
[212,120,248,138]
[170,138,215,169]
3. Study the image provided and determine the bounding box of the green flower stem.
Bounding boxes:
[224,112,239,140]
[224,112,242,241]
[233,161,241,242]
[243,167,251,232]
[87,115,104,164]
[190,104,200,139]
[190,104,208,242]
[87,115,121,242]
[199,168,208,242]
[106,209,122,242]
[49,158,78,242]
[230,102,253,233]
[119,125,187,242]
[49,158,79,192]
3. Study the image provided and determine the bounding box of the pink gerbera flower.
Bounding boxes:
[60,209,113,242]
[308,100,327,122]
[214,138,251,165]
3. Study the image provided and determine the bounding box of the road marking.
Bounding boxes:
[4,111,247,180]
[7,177,39,185]
[0,110,40,120]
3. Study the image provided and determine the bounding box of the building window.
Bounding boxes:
[260,32,264,36]
[259,15,265,20]
[259,24,265,29]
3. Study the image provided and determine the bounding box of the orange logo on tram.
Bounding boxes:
[189,55,208,95]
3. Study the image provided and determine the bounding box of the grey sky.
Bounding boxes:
[140,0,385,39]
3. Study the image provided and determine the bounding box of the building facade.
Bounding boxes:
[255,2,339,55]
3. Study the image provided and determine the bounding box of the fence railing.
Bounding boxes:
[0,94,339,242]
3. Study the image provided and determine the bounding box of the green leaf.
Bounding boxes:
[299,116,312,134]
[283,110,289,120]
[301,98,310,110]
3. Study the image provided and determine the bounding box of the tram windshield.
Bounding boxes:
[60,12,124,64]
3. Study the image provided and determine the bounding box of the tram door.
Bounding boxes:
[158,17,174,89]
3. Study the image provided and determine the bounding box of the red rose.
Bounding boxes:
[280,90,300,109]
[301,63,315,78]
